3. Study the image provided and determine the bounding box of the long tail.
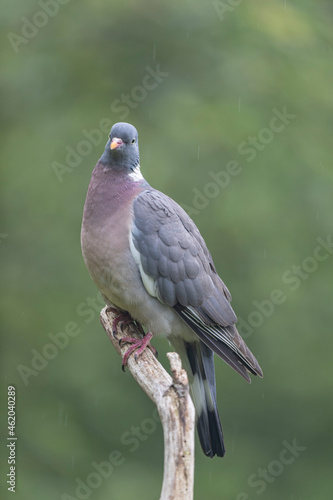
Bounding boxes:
[172,338,225,458]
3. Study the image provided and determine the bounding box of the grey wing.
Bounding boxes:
[131,189,263,381]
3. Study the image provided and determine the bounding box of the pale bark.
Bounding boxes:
[100,306,195,500]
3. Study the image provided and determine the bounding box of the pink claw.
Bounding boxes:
[106,307,133,338]
[105,308,157,370]
[120,332,156,371]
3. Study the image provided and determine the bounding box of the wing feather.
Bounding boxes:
[131,189,263,379]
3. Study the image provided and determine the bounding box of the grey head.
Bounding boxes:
[100,122,140,171]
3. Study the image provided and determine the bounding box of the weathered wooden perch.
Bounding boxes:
[100,306,195,500]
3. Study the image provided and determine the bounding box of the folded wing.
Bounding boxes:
[130,189,263,381]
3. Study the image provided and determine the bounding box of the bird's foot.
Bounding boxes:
[105,307,157,370]
[120,332,157,371]
[105,307,133,338]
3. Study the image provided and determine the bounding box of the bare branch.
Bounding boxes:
[100,306,195,500]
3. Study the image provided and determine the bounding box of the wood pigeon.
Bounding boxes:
[81,122,263,458]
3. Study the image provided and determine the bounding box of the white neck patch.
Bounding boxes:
[128,164,144,182]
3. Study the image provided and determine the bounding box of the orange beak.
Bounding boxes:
[110,137,123,150]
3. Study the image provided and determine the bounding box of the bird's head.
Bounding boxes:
[101,122,140,172]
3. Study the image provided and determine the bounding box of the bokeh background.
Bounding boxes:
[1,1,333,499]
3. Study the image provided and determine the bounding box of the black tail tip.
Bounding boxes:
[204,446,226,459]
[197,411,226,458]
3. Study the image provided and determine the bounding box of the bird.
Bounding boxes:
[81,121,263,458]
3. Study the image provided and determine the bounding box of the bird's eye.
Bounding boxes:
[131,138,136,144]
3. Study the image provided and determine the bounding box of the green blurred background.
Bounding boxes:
[1,1,333,499]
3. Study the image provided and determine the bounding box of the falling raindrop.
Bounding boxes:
[153,43,156,61]
[197,145,200,160]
